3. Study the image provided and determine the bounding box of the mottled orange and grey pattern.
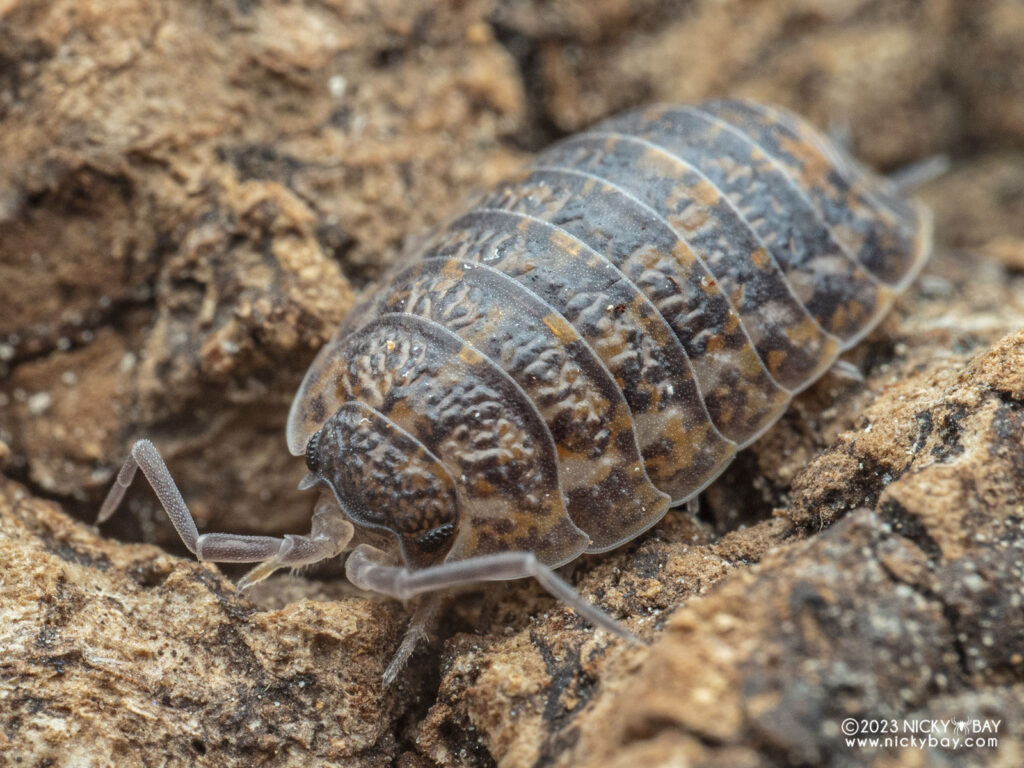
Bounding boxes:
[288,99,931,569]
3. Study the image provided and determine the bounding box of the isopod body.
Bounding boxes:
[289,99,931,569]
[102,99,932,679]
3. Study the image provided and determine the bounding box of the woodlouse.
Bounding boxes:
[100,99,933,683]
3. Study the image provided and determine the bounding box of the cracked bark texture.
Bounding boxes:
[1,0,1023,766]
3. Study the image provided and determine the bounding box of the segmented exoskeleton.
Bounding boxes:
[101,99,933,684]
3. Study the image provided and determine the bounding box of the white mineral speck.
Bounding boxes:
[28,391,52,415]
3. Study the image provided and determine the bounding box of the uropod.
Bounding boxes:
[100,100,934,684]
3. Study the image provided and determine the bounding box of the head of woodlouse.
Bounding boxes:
[302,405,460,568]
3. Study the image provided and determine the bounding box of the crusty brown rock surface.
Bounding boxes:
[0,478,403,765]
[412,325,1024,768]
[2,1,1024,766]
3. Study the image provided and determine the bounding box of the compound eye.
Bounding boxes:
[414,522,455,554]
[304,430,323,475]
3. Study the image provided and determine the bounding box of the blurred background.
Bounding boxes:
[1,0,1022,547]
